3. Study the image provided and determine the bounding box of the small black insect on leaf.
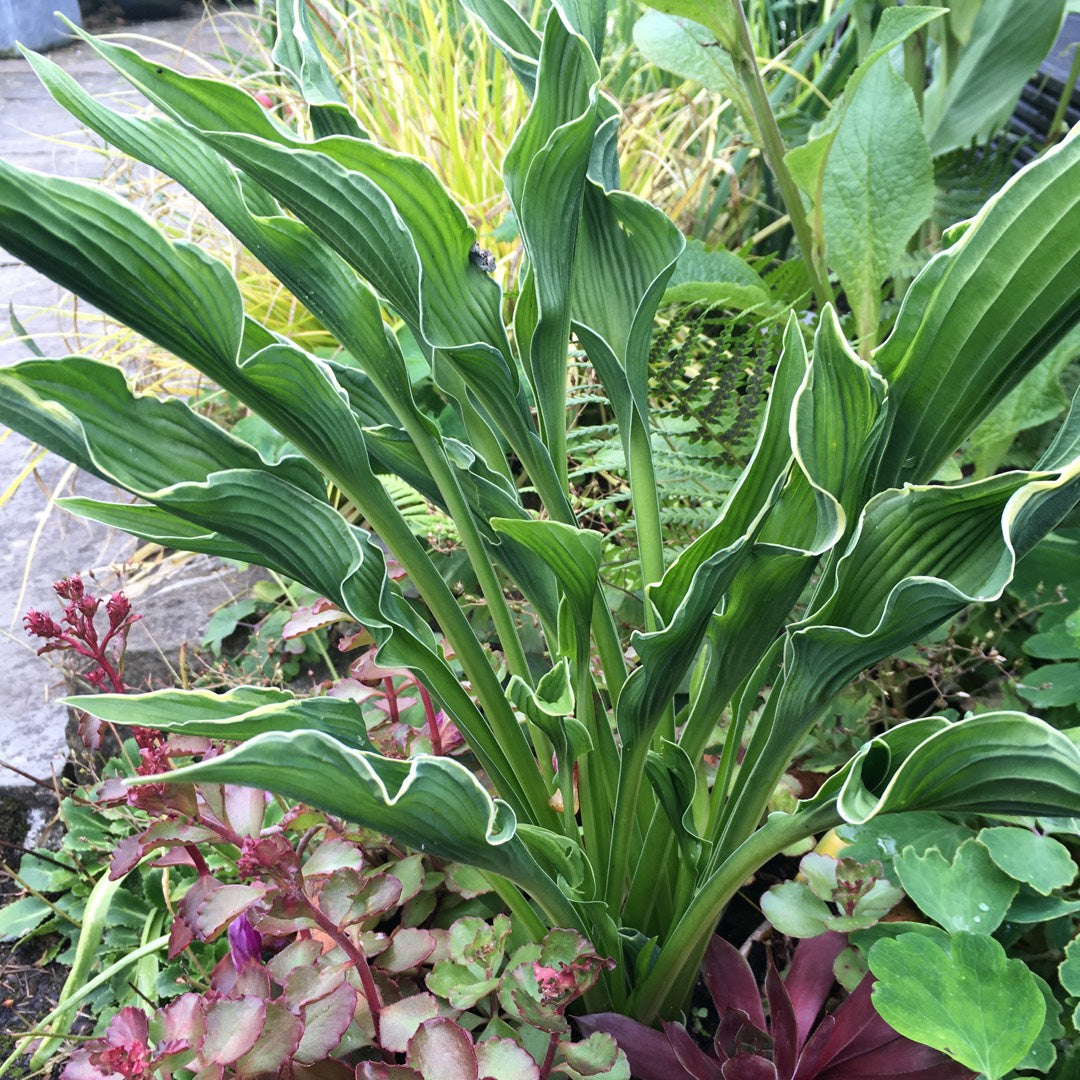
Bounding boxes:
[469,242,497,274]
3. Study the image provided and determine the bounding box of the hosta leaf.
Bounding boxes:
[0,356,320,500]
[68,687,373,750]
[872,124,1080,488]
[23,47,416,415]
[0,159,242,377]
[136,731,560,905]
[869,932,1044,1079]
[459,0,541,95]
[57,498,268,566]
[818,712,1080,824]
[504,8,598,468]
[490,519,601,645]
[271,0,366,139]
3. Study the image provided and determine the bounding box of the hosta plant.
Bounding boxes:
[2,0,1080,1040]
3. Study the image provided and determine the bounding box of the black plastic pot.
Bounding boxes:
[109,0,187,18]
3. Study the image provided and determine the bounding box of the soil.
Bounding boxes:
[0,854,69,1079]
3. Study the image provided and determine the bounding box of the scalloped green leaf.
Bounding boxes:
[869,931,1044,1079]
[978,825,1077,894]
[893,839,1017,934]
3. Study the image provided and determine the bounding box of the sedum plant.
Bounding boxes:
[2,0,1080,1030]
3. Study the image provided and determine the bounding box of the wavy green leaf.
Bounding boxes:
[69,686,373,750]
[872,124,1080,488]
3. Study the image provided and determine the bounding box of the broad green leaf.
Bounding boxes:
[1018,660,1080,708]
[836,812,973,877]
[869,932,1044,1079]
[661,239,775,311]
[139,732,563,910]
[872,124,1080,488]
[271,0,366,139]
[821,58,933,344]
[642,2,735,47]
[924,0,1068,155]
[68,687,373,750]
[760,882,832,938]
[893,839,1017,933]
[0,896,52,941]
[632,12,744,109]
[785,6,945,266]
[978,825,1077,894]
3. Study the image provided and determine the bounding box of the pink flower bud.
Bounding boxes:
[23,609,63,640]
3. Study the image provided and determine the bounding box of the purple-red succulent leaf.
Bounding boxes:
[551,1032,630,1079]
[577,1014,688,1080]
[378,927,437,972]
[355,1065,423,1080]
[282,599,350,640]
[475,1036,542,1080]
[193,882,271,940]
[223,785,267,837]
[155,994,206,1050]
[714,1009,769,1061]
[782,933,848,1047]
[764,964,798,1080]
[664,1022,725,1079]
[199,997,265,1065]
[296,981,359,1063]
[722,1056,779,1080]
[380,993,442,1054]
[406,1018,480,1080]
[300,837,367,878]
[233,1000,304,1076]
[703,937,767,1030]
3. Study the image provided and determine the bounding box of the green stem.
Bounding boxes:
[603,739,650,910]
[629,807,832,1023]
[726,0,833,310]
[628,419,665,608]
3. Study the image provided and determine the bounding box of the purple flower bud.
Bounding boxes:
[227,913,262,967]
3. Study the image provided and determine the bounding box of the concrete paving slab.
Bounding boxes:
[0,3,257,800]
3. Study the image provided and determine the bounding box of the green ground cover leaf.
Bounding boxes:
[977,825,1077,894]
[869,931,1045,1079]
[893,839,1017,933]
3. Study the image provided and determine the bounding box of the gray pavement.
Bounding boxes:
[0,5,256,798]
